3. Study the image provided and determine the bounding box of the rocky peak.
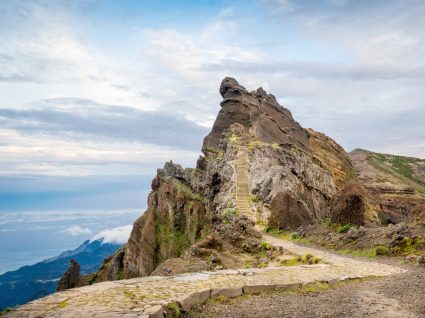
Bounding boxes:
[219,77,246,98]
[162,161,187,180]
[200,78,356,226]
[219,77,277,105]
[204,77,309,152]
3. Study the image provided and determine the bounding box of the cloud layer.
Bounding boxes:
[91,224,133,245]
[0,0,424,209]
[63,225,92,236]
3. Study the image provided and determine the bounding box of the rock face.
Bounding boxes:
[91,77,357,281]
[330,181,367,226]
[202,77,353,221]
[307,128,355,191]
[269,191,314,230]
[350,149,425,224]
[94,163,207,281]
[56,260,80,291]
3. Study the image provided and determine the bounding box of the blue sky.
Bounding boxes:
[1,0,425,211]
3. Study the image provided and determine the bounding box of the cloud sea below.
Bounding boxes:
[0,209,142,274]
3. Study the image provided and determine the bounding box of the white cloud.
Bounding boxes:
[0,127,201,176]
[0,1,155,111]
[63,225,92,236]
[1,0,425,190]
[91,224,133,245]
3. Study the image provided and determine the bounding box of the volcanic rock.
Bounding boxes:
[330,181,367,226]
[90,78,357,281]
[56,259,80,291]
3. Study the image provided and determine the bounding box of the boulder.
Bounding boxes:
[418,255,425,266]
[330,181,367,226]
[269,191,314,230]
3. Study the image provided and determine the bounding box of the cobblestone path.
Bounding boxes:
[6,235,405,318]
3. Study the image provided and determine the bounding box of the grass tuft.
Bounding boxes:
[165,301,181,318]
[58,301,69,309]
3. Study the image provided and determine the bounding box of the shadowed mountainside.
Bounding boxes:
[350,149,425,224]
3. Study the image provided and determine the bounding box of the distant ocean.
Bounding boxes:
[0,209,142,274]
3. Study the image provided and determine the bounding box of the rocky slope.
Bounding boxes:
[350,149,425,224]
[93,162,208,281]
[86,77,356,283]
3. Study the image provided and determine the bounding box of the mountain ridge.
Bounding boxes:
[0,232,124,310]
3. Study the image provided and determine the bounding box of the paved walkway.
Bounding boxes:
[6,236,405,318]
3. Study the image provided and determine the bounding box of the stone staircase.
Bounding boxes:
[236,144,255,221]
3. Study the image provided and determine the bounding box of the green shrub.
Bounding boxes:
[265,226,282,235]
[170,179,204,201]
[375,245,390,256]
[260,242,273,251]
[323,218,335,227]
[247,141,264,151]
[220,207,238,223]
[391,237,423,255]
[258,262,268,268]
[304,253,314,260]
[284,253,321,266]
[155,224,190,262]
[250,195,261,203]
[227,133,240,143]
[336,224,353,233]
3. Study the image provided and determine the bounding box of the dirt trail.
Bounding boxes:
[192,268,424,318]
[192,236,423,318]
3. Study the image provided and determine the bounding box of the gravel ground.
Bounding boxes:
[188,264,425,318]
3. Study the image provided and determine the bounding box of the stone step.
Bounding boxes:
[236,143,254,220]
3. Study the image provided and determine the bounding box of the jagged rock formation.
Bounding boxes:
[56,260,80,291]
[350,149,425,224]
[89,77,359,281]
[94,162,207,281]
[201,77,353,224]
